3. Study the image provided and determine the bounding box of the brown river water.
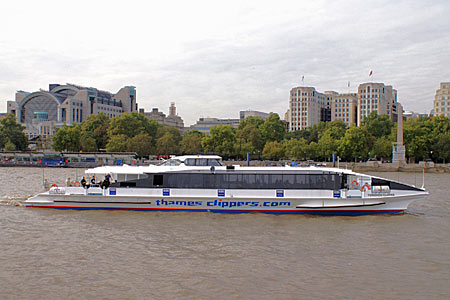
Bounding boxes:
[0,167,449,299]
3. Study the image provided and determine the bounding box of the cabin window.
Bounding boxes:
[126,174,139,181]
[208,159,222,166]
[136,172,341,190]
[116,174,126,182]
[197,159,208,166]
[185,159,195,166]
[153,174,163,186]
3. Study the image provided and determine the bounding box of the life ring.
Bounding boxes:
[51,184,58,188]
[72,181,81,187]
[352,180,359,186]
[362,184,371,191]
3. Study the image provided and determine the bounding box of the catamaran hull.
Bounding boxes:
[24,188,427,215]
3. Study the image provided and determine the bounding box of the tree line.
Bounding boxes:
[1,112,449,163]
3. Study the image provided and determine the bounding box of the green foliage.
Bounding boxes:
[80,134,97,152]
[201,125,236,156]
[371,136,392,159]
[156,131,181,155]
[81,112,110,150]
[105,134,128,152]
[262,141,284,160]
[362,112,393,138]
[283,138,308,160]
[52,125,81,152]
[108,112,159,139]
[433,133,450,162]
[338,125,371,161]
[4,140,16,151]
[318,130,339,160]
[180,134,203,154]
[128,133,154,157]
[238,116,265,130]
[403,117,433,161]
[236,118,265,158]
[0,113,28,150]
[260,113,286,143]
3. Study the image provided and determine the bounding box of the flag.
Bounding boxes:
[369,70,373,77]
[301,75,304,82]
[347,81,350,88]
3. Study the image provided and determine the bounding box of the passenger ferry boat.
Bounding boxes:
[25,155,429,215]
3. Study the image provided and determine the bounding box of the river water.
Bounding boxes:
[0,167,448,300]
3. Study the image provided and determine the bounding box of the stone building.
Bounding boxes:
[331,93,358,127]
[357,82,397,126]
[7,83,137,139]
[288,86,332,131]
[433,82,450,117]
[141,102,184,130]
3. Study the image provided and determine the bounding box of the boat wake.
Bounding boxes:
[1,195,28,206]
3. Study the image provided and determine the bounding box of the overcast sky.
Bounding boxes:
[1,0,449,125]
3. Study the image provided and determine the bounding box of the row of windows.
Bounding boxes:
[360,99,379,104]
[360,94,380,98]
[120,173,342,190]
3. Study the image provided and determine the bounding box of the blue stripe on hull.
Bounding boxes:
[26,206,404,215]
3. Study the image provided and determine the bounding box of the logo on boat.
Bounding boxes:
[155,199,291,208]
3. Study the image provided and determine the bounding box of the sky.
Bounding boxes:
[1,0,449,126]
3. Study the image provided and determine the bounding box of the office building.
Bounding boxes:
[190,117,240,134]
[141,102,185,130]
[239,110,271,121]
[434,82,450,117]
[288,82,400,131]
[288,87,332,131]
[7,83,137,139]
[331,93,358,127]
[357,82,397,126]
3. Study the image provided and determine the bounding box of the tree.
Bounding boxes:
[156,132,180,155]
[105,134,128,152]
[180,132,204,154]
[403,117,433,161]
[283,138,308,160]
[4,140,16,151]
[52,125,81,152]
[236,122,264,158]
[433,133,450,163]
[238,116,265,130]
[0,113,28,150]
[338,125,371,161]
[80,134,97,152]
[81,112,110,150]
[262,141,284,160]
[362,112,393,138]
[371,136,392,159]
[128,133,154,157]
[108,112,159,139]
[201,125,236,157]
[260,113,286,143]
[318,130,339,161]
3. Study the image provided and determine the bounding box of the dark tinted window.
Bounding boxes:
[154,174,163,186]
[134,172,340,190]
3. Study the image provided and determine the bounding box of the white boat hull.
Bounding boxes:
[24,186,428,215]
